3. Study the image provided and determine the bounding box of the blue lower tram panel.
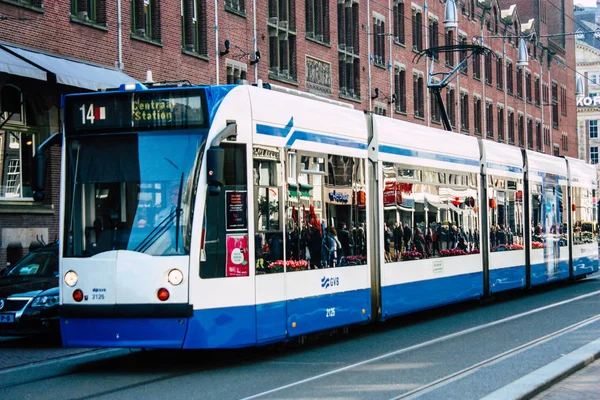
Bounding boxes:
[489,266,526,294]
[61,289,372,349]
[381,272,484,320]
[572,255,599,277]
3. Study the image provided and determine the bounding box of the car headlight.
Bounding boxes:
[168,269,184,286]
[31,295,59,308]
[64,270,78,287]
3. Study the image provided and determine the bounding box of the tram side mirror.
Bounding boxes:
[32,152,48,201]
[32,132,62,202]
[207,146,225,194]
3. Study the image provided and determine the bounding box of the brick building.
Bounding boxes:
[0,0,578,267]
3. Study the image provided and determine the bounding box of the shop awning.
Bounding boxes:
[0,44,138,91]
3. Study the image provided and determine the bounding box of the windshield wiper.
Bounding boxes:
[134,209,178,253]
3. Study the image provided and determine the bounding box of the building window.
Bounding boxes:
[306,0,330,43]
[412,8,423,51]
[518,114,524,147]
[461,91,469,131]
[373,15,386,67]
[132,0,161,42]
[508,111,515,143]
[554,144,560,157]
[506,62,513,95]
[525,71,532,103]
[492,7,499,34]
[375,103,387,116]
[485,52,493,86]
[591,146,598,164]
[0,131,35,199]
[486,102,493,138]
[536,121,542,151]
[226,60,248,84]
[473,53,481,80]
[225,0,245,14]
[394,66,407,113]
[71,0,106,24]
[552,81,558,128]
[590,120,598,139]
[447,88,455,127]
[496,57,503,90]
[497,107,504,141]
[469,0,475,20]
[338,0,360,99]
[543,83,549,107]
[393,1,405,44]
[474,97,482,135]
[561,132,568,151]
[1,85,24,124]
[527,117,533,149]
[459,35,467,74]
[535,76,540,106]
[544,125,551,146]
[445,30,454,67]
[414,73,424,118]
[431,82,441,123]
[182,0,207,55]
[560,85,567,116]
[429,18,439,61]
[516,67,523,99]
[268,0,297,81]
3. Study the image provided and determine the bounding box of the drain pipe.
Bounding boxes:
[117,0,123,70]
[253,0,257,82]
[215,0,220,85]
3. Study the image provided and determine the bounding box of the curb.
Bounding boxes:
[481,337,600,400]
[0,348,132,389]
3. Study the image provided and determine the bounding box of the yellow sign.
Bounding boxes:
[133,100,174,122]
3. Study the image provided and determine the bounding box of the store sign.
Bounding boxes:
[326,187,352,204]
[253,147,280,161]
[577,96,600,107]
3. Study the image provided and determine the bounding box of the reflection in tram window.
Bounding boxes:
[253,146,284,274]
[572,187,597,245]
[383,163,479,263]
[488,176,525,252]
[285,154,367,271]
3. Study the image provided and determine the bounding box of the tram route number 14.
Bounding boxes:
[79,104,106,124]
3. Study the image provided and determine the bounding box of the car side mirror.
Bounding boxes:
[207,146,225,191]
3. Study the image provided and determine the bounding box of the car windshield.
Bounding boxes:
[63,130,207,257]
[7,250,58,277]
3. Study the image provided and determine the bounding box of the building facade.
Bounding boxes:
[0,0,578,267]
[575,3,600,186]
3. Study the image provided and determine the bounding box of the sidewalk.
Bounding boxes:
[531,358,600,400]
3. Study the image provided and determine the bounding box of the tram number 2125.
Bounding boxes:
[326,308,336,318]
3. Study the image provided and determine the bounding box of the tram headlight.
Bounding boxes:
[168,269,184,286]
[64,271,79,287]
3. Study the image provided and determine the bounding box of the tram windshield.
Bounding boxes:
[63,131,207,257]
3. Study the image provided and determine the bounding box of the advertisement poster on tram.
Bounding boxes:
[226,191,248,231]
[226,234,249,277]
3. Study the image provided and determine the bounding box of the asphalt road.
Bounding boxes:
[1,275,599,400]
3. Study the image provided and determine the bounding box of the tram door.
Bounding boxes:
[253,146,287,342]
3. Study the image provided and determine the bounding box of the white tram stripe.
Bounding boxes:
[239,288,600,400]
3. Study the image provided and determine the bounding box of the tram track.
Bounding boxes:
[2,283,600,400]
[389,313,600,400]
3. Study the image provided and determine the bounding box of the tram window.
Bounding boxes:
[572,187,598,245]
[285,154,367,271]
[488,175,524,252]
[253,146,284,275]
[200,143,248,279]
[384,164,480,263]
[398,168,421,181]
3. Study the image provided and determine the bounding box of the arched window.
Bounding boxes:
[1,85,23,124]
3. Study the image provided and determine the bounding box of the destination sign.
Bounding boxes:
[64,89,208,134]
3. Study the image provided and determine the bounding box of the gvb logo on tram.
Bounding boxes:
[321,276,340,289]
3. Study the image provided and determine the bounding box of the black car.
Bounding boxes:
[0,243,60,336]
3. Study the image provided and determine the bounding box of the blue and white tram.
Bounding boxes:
[50,82,598,349]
